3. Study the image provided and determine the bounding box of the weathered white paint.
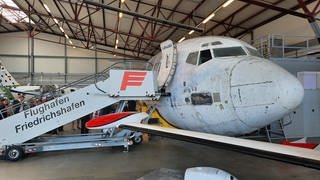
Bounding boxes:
[155,36,304,136]
[123,123,320,162]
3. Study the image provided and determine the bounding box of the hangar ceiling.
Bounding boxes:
[0,0,319,60]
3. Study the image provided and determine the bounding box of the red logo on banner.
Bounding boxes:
[120,71,147,90]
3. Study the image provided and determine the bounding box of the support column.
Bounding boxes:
[64,38,68,84]
[28,33,30,77]
[27,4,31,82]
[95,46,98,74]
[30,35,35,85]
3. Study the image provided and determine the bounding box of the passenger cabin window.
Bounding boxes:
[201,43,209,47]
[186,51,199,65]
[211,41,222,46]
[246,47,263,58]
[191,93,213,105]
[199,49,212,65]
[213,46,247,58]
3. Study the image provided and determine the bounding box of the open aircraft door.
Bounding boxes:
[156,40,177,90]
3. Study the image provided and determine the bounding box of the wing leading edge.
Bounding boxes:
[119,123,320,170]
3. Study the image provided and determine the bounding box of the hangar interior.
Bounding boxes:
[0,0,320,179]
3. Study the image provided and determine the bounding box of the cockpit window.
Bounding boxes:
[191,93,213,105]
[186,51,199,65]
[213,46,247,58]
[246,47,263,58]
[199,49,212,65]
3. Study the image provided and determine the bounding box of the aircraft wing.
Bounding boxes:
[119,123,320,170]
[10,86,41,96]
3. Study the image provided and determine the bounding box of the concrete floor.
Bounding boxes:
[0,133,320,180]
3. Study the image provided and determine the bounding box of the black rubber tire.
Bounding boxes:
[5,146,24,162]
[132,135,143,145]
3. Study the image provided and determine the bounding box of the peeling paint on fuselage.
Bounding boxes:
[154,36,304,136]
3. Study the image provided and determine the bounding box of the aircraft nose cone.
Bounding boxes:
[230,58,304,129]
[276,70,304,111]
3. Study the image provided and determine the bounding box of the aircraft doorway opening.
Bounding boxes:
[191,93,213,105]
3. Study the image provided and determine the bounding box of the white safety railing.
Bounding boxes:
[253,34,320,60]
[0,60,153,119]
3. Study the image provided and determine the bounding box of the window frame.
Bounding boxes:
[198,49,213,65]
[186,51,199,65]
[245,46,263,58]
[212,46,247,58]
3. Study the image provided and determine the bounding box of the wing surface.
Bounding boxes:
[120,123,320,170]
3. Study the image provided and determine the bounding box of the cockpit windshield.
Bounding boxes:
[246,46,263,58]
[186,45,263,67]
[212,46,247,58]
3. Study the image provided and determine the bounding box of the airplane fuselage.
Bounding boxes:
[155,37,304,136]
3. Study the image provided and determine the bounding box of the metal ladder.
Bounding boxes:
[265,119,287,143]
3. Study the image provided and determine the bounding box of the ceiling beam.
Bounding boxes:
[33,35,148,60]
[154,0,183,37]
[0,21,11,31]
[234,0,317,38]
[238,0,317,19]
[83,0,203,32]
[123,0,141,52]
[102,0,107,46]
[129,0,246,31]
[217,0,285,37]
[7,4,161,43]
[297,0,320,43]
[203,3,251,35]
[53,0,79,42]
[133,1,159,57]
[0,3,26,31]
[0,30,23,34]
[158,0,206,54]
[23,0,55,34]
[39,31,153,58]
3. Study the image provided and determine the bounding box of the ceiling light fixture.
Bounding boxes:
[202,13,215,24]
[176,0,233,44]
[69,40,73,44]
[121,0,125,3]
[119,12,123,18]
[65,34,69,39]
[59,26,65,33]
[53,18,58,24]
[222,0,234,8]
[178,37,185,43]
[188,30,194,35]
[43,4,51,13]
[115,45,118,49]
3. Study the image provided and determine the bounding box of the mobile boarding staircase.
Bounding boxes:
[0,40,176,161]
